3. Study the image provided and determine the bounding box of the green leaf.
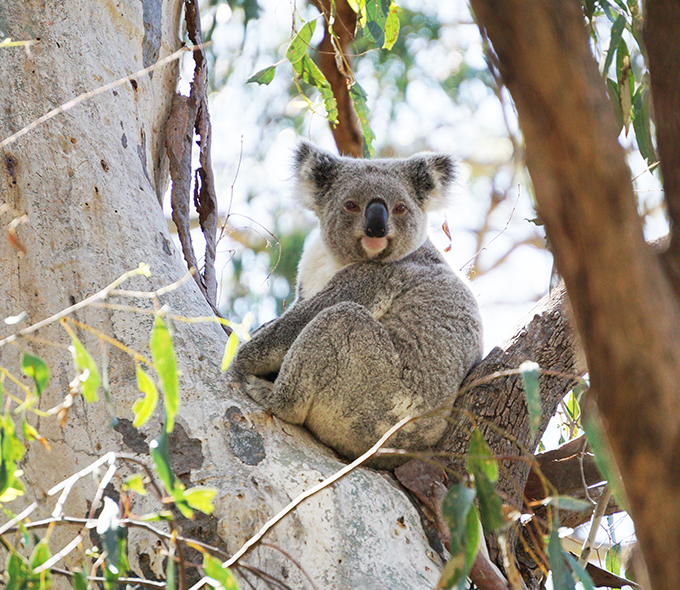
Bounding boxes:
[540,495,593,513]
[29,538,52,590]
[286,20,316,65]
[564,552,596,590]
[606,542,622,575]
[69,336,101,403]
[150,316,179,433]
[184,486,217,515]
[292,54,339,124]
[246,65,276,85]
[203,554,240,590]
[466,429,503,533]
[150,430,176,493]
[0,414,26,500]
[221,331,240,372]
[383,2,400,49]
[349,82,376,157]
[442,482,476,551]
[21,353,49,396]
[132,364,159,428]
[438,505,480,589]
[519,361,542,438]
[616,38,633,133]
[548,524,575,590]
[365,0,391,46]
[601,14,626,77]
[7,550,29,590]
[72,569,89,590]
[606,78,624,132]
[123,473,147,496]
[467,428,498,483]
[582,410,628,511]
[632,82,658,165]
[170,485,195,519]
[166,542,176,590]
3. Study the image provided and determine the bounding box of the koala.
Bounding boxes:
[231,142,483,468]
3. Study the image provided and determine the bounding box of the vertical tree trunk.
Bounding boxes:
[469,0,680,586]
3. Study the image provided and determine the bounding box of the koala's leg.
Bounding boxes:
[270,301,422,460]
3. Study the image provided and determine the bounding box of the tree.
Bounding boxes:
[0,0,672,589]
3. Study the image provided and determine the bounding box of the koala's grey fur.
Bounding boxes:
[232,142,483,468]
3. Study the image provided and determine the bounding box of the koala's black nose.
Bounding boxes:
[365,201,388,238]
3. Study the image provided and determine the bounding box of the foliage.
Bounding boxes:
[0,269,228,590]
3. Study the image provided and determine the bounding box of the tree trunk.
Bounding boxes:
[469,0,680,586]
[0,3,445,589]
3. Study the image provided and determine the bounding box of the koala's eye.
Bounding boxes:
[344,201,360,213]
[393,203,407,215]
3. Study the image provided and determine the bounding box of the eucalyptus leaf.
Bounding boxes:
[20,353,49,396]
[150,316,179,433]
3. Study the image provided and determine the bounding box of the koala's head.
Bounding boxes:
[293,142,455,265]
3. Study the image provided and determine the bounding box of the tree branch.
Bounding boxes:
[310,0,363,157]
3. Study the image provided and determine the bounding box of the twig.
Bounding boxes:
[261,542,319,590]
[33,532,85,574]
[0,501,38,535]
[0,45,209,149]
[0,265,150,349]
[50,567,167,589]
[578,484,612,566]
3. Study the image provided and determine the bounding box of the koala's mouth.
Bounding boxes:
[360,236,390,258]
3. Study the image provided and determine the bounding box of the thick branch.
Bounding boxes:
[469,0,680,585]
[310,0,363,157]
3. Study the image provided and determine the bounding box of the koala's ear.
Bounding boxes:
[404,153,456,212]
[293,142,340,211]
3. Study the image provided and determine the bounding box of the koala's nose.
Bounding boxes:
[364,201,388,238]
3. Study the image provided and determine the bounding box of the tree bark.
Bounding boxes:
[0,3,445,589]
[469,0,680,586]
[310,0,363,157]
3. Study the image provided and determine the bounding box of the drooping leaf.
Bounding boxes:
[7,549,29,590]
[383,2,400,49]
[349,81,376,157]
[29,538,51,590]
[437,504,480,589]
[72,569,89,590]
[68,335,101,403]
[132,364,159,428]
[246,65,276,85]
[606,78,624,132]
[547,524,575,590]
[632,81,657,165]
[286,20,316,65]
[564,552,596,590]
[0,414,26,499]
[467,428,498,483]
[582,410,628,511]
[221,331,240,372]
[150,316,179,433]
[442,482,476,551]
[601,14,626,77]
[166,539,176,590]
[150,430,176,493]
[616,38,633,133]
[467,429,503,533]
[540,495,593,513]
[203,554,240,590]
[365,0,391,46]
[184,486,217,515]
[20,353,49,396]
[293,54,339,124]
[519,361,542,437]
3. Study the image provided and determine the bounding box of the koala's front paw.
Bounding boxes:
[241,374,277,409]
[232,335,284,378]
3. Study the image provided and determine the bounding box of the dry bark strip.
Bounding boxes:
[165,0,219,312]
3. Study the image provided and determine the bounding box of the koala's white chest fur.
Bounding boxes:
[296,228,345,300]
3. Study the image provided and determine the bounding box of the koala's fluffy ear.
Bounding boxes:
[404,153,456,212]
[293,142,340,211]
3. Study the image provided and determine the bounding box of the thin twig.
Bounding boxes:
[0,45,209,149]
[50,567,167,589]
[578,484,612,566]
[0,265,150,349]
[186,416,414,590]
[0,502,38,535]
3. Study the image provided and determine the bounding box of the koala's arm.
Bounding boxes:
[232,263,387,377]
